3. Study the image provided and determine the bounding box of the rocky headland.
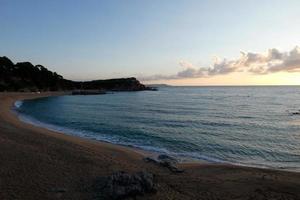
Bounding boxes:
[0,56,153,92]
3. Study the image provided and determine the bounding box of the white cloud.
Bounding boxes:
[141,46,300,81]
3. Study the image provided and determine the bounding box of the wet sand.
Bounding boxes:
[0,92,300,200]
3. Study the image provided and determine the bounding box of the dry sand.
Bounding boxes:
[0,92,300,200]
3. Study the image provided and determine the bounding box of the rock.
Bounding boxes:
[144,155,184,173]
[157,154,184,173]
[143,157,158,163]
[160,161,184,173]
[158,154,178,164]
[103,171,156,199]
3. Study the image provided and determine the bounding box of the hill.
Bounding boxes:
[0,56,149,92]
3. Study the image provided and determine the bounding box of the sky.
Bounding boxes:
[1,0,300,85]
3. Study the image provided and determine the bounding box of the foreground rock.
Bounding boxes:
[144,154,184,173]
[95,171,156,199]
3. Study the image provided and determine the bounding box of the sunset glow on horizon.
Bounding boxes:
[1,0,300,85]
[146,72,300,86]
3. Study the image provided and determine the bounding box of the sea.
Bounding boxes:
[14,86,300,171]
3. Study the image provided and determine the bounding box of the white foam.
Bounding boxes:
[14,100,23,109]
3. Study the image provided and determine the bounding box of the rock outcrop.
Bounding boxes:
[94,171,156,200]
[144,154,184,173]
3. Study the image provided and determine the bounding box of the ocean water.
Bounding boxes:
[15,86,300,171]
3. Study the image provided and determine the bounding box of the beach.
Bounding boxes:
[1,92,300,200]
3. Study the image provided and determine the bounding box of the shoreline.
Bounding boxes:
[1,92,300,199]
[12,107,300,171]
[13,95,203,164]
[12,93,299,172]
[0,92,152,159]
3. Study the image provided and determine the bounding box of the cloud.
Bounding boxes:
[140,46,300,81]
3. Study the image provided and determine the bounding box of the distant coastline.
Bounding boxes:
[146,84,171,87]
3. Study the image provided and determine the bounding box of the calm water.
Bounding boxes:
[15,86,300,171]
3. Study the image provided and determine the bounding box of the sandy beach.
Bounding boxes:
[1,92,300,200]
